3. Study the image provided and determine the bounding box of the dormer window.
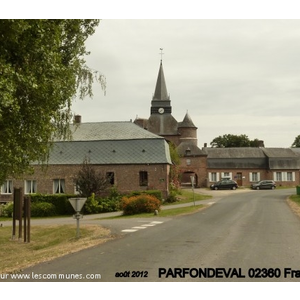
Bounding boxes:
[185,148,191,156]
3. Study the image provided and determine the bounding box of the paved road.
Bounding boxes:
[3,188,300,282]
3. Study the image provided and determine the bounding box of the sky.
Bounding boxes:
[70,19,300,148]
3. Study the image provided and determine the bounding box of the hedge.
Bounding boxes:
[29,194,76,215]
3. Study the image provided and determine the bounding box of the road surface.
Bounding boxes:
[3,188,300,282]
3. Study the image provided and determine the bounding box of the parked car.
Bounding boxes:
[251,180,276,190]
[210,180,238,190]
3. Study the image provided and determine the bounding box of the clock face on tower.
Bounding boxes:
[158,107,164,114]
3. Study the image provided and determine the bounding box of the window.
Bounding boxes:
[250,172,260,182]
[209,172,218,182]
[287,172,293,181]
[1,180,13,194]
[139,171,148,186]
[276,172,282,181]
[186,159,191,166]
[25,180,37,194]
[53,179,65,194]
[106,172,115,185]
[273,172,295,182]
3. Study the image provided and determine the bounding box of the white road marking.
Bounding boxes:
[122,221,164,233]
[121,229,138,232]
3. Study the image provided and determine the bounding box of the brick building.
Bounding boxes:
[135,59,300,188]
[0,121,172,202]
[204,147,300,188]
[2,58,300,202]
[134,60,207,187]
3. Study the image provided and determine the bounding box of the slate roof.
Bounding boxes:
[41,122,172,165]
[204,147,300,170]
[262,148,300,169]
[204,147,266,158]
[178,112,197,128]
[68,121,163,141]
[177,142,207,156]
[153,61,169,101]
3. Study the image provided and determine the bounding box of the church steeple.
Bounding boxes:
[150,59,172,115]
[153,61,169,101]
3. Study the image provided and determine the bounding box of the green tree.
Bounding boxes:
[168,142,181,190]
[292,135,300,147]
[0,19,105,184]
[210,134,260,148]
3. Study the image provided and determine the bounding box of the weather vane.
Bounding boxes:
[159,48,164,61]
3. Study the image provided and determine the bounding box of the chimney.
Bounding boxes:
[258,140,265,148]
[74,115,82,124]
[204,143,207,148]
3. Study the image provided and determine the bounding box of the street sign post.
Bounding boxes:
[190,175,195,206]
[68,198,87,238]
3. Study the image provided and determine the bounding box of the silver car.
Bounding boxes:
[251,180,276,190]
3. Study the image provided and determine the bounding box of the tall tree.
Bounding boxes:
[210,134,260,148]
[74,159,110,197]
[292,135,300,147]
[0,19,105,184]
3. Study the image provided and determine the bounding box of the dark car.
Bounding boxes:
[210,180,238,190]
[251,180,276,190]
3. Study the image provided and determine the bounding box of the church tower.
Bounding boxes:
[147,60,179,144]
[134,53,208,188]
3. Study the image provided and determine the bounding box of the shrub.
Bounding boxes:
[121,194,161,215]
[127,190,163,201]
[30,194,75,215]
[1,202,14,217]
[31,202,57,217]
[164,190,179,203]
[83,191,122,214]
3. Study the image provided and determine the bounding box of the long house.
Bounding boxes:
[0,121,172,202]
[204,147,300,187]
[2,58,300,202]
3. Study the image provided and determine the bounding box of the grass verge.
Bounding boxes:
[164,189,212,205]
[0,224,113,274]
[104,204,207,219]
[287,195,300,217]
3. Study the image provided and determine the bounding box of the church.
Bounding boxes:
[134,59,300,189]
[134,59,208,187]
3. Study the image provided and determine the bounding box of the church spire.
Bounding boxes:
[153,59,169,101]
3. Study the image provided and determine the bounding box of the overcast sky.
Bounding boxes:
[70,19,300,148]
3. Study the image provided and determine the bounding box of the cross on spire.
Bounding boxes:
[159,48,164,61]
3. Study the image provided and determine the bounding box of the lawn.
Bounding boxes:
[164,188,212,205]
[0,189,212,274]
[0,224,113,274]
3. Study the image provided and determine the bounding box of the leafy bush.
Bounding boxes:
[30,194,75,215]
[31,202,57,217]
[83,189,122,214]
[164,190,179,203]
[127,190,163,201]
[0,202,14,217]
[121,194,161,215]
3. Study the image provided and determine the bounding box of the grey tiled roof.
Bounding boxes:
[68,121,163,141]
[48,139,171,165]
[262,148,298,158]
[178,112,197,128]
[177,142,206,156]
[204,147,300,170]
[46,122,172,165]
[204,147,266,158]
